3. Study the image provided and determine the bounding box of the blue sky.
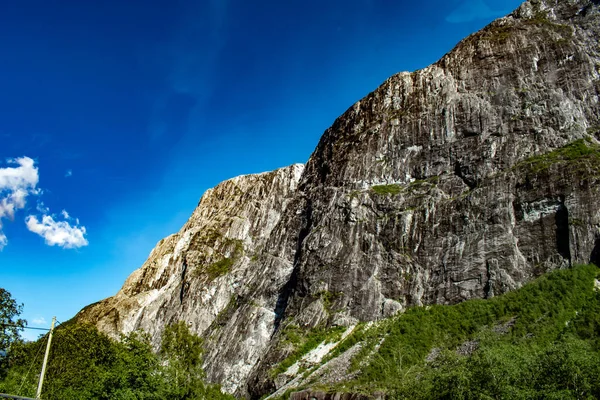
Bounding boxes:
[0,0,522,340]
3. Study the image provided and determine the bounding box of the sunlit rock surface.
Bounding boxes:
[78,0,600,397]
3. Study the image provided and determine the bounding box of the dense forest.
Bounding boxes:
[0,296,232,399]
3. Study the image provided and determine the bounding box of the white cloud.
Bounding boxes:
[0,157,88,250]
[65,169,72,178]
[0,157,38,191]
[37,201,49,214]
[0,232,6,250]
[32,317,47,326]
[0,157,39,249]
[25,214,88,249]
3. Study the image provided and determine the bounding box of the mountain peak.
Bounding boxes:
[77,0,600,397]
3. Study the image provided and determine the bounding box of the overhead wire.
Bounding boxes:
[0,324,50,332]
[3,318,100,398]
[11,319,89,399]
[5,318,109,398]
[16,334,47,397]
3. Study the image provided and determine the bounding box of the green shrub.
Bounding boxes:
[371,184,403,195]
[206,257,234,279]
[516,139,600,174]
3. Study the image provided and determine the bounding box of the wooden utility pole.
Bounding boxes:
[35,317,55,399]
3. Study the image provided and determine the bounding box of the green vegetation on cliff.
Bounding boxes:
[517,138,600,174]
[287,264,600,399]
[270,324,347,378]
[371,184,403,195]
[194,236,244,281]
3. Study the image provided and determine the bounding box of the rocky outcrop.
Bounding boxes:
[289,391,382,400]
[78,0,600,398]
[249,0,600,395]
[78,164,306,394]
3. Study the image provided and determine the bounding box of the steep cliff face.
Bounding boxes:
[78,0,600,398]
[279,0,599,321]
[247,1,600,394]
[78,164,306,393]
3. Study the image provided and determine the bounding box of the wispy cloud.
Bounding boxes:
[148,1,230,144]
[0,157,39,250]
[25,214,88,249]
[446,0,509,24]
[37,202,49,214]
[32,316,47,326]
[65,169,72,178]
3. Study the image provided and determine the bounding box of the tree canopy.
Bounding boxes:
[0,318,233,399]
[0,288,26,352]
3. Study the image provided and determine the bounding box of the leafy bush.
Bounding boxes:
[371,184,403,195]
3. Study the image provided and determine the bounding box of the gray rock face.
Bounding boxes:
[78,164,306,394]
[78,0,600,398]
[288,391,382,400]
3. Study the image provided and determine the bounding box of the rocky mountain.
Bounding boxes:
[77,0,600,398]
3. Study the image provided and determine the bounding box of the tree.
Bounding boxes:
[106,330,163,399]
[0,288,26,351]
[159,321,205,398]
[158,321,234,399]
[0,318,234,399]
[0,324,165,400]
[0,288,26,380]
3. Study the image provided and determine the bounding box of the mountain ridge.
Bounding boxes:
[77,0,600,397]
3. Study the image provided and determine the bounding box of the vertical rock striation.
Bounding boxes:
[78,164,306,394]
[78,0,600,397]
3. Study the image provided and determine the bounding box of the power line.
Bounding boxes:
[17,335,47,397]
[0,393,36,399]
[0,324,50,332]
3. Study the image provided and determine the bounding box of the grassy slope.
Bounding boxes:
[278,264,600,399]
[271,138,600,399]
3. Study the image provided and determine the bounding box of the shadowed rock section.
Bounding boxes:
[78,0,600,398]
